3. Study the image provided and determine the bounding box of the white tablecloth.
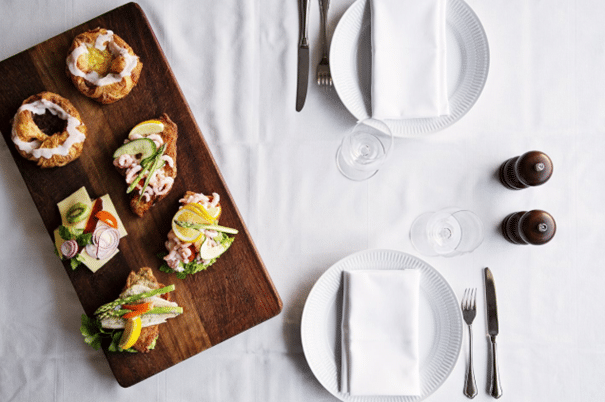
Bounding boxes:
[0,0,601,401]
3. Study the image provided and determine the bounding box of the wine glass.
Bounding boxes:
[410,208,484,257]
[336,119,393,181]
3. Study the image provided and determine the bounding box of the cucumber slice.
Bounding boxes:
[113,138,157,160]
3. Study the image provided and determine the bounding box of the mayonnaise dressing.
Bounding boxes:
[11,99,85,159]
[66,30,139,87]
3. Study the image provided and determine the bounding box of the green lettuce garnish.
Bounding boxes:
[79,314,138,353]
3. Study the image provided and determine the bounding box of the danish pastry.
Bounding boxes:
[11,91,87,168]
[66,28,143,104]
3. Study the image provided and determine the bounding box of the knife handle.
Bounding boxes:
[489,335,503,398]
[299,0,311,47]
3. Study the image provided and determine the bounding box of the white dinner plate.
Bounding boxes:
[330,0,489,136]
[301,249,463,402]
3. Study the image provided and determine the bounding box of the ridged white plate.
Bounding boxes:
[330,0,489,136]
[301,249,462,401]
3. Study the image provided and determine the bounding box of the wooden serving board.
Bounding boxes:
[0,2,282,387]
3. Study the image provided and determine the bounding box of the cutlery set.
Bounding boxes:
[462,268,503,399]
[296,0,332,112]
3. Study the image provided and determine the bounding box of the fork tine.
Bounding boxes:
[461,288,469,309]
[471,288,477,310]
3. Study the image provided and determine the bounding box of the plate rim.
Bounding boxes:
[330,0,490,136]
[301,249,463,401]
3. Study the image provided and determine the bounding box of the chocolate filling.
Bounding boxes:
[33,110,67,136]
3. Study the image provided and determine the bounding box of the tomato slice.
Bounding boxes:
[122,302,152,319]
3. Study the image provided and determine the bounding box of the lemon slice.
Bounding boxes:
[184,203,220,224]
[206,205,222,221]
[172,207,205,243]
[119,316,142,350]
[128,120,165,139]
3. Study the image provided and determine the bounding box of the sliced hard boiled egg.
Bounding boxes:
[199,238,228,260]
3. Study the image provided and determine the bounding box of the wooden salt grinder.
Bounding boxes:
[499,151,553,190]
[502,209,556,245]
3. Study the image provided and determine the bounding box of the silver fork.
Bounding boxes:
[461,288,478,399]
[317,0,332,87]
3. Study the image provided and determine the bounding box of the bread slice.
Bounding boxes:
[121,267,170,353]
[116,113,177,217]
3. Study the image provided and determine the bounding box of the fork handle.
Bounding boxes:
[318,0,329,58]
[464,325,478,398]
[489,335,503,398]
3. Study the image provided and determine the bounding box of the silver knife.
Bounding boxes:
[484,267,503,398]
[296,0,311,112]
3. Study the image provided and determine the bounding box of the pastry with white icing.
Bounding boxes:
[66,27,143,104]
[11,91,87,168]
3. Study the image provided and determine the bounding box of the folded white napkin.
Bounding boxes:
[340,269,421,396]
[370,0,449,119]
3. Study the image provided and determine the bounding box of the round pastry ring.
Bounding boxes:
[11,92,87,168]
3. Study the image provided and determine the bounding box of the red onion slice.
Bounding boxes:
[85,224,120,260]
[60,239,78,259]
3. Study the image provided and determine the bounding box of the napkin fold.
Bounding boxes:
[340,269,421,396]
[370,0,449,119]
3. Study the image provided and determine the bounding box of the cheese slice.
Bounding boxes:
[55,187,127,273]
[57,186,92,229]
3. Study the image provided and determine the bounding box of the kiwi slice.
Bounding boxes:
[66,202,90,223]
[113,138,157,160]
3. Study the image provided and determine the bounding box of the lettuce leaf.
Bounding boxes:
[79,314,137,353]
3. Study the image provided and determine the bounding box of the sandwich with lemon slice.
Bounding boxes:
[112,114,177,217]
[159,191,238,279]
[80,267,182,353]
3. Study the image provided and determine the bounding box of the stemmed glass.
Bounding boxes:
[336,119,393,181]
[410,208,484,257]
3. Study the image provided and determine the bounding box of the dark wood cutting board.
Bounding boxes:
[0,2,282,387]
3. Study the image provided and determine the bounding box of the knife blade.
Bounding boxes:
[484,267,503,399]
[296,0,311,112]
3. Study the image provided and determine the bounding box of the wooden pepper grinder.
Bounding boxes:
[499,151,553,190]
[502,210,556,245]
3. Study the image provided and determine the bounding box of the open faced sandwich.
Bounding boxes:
[160,191,238,279]
[80,267,182,353]
[54,186,127,272]
[113,114,177,217]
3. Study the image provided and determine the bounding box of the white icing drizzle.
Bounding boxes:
[11,99,85,159]
[66,30,139,87]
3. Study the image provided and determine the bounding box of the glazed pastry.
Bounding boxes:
[66,27,143,104]
[11,91,87,168]
[113,114,177,217]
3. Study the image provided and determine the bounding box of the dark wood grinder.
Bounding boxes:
[499,151,553,189]
[502,210,556,245]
